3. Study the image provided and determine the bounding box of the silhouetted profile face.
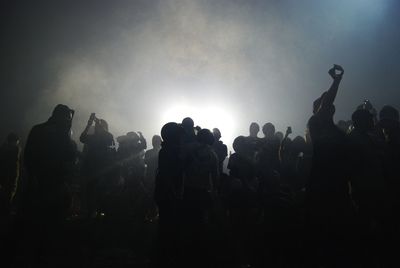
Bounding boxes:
[213,128,221,141]
[262,123,275,139]
[152,135,162,149]
[249,122,260,137]
[352,109,374,132]
[161,122,183,145]
[197,129,215,146]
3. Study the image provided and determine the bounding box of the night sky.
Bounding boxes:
[1,0,400,148]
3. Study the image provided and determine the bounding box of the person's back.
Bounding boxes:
[379,106,400,197]
[24,104,77,225]
[153,122,184,266]
[155,123,184,205]
[212,128,228,174]
[145,135,162,184]
[305,65,356,267]
[81,125,114,176]
[308,115,350,203]
[348,109,386,212]
[184,142,219,192]
[25,106,77,186]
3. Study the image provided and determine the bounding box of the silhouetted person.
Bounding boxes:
[24,104,77,265]
[24,105,77,218]
[80,113,115,217]
[274,131,284,142]
[154,122,184,267]
[0,132,21,252]
[182,117,196,144]
[378,105,400,265]
[260,122,281,172]
[144,135,162,220]
[306,65,355,267]
[244,122,262,162]
[228,135,258,267]
[212,128,228,175]
[117,131,147,160]
[117,131,147,184]
[145,135,162,186]
[348,108,387,266]
[181,129,219,266]
[0,133,21,217]
[357,99,378,124]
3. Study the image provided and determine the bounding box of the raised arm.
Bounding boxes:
[137,131,147,150]
[279,126,292,163]
[80,113,95,143]
[316,64,344,115]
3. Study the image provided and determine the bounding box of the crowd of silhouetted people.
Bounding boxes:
[1,65,400,267]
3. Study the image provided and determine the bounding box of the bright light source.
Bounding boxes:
[161,102,236,147]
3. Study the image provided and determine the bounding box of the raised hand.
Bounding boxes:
[88,113,96,126]
[285,126,292,137]
[328,64,344,80]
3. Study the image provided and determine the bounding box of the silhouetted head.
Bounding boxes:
[274,131,284,142]
[49,104,74,132]
[161,122,183,145]
[352,109,374,132]
[212,128,221,141]
[233,136,246,154]
[182,117,194,130]
[127,131,139,140]
[292,136,306,154]
[95,119,109,133]
[249,122,260,138]
[379,105,400,138]
[152,135,162,149]
[51,104,74,121]
[337,120,349,133]
[262,123,275,139]
[197,129,215,146]
[6,132,19,146]
[379,105,399,122]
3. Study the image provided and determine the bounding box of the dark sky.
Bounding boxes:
[1,0,400,148]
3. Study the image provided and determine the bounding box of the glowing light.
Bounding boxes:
[161,102,236,147]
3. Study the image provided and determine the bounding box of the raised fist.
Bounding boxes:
[328,64,344,80]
